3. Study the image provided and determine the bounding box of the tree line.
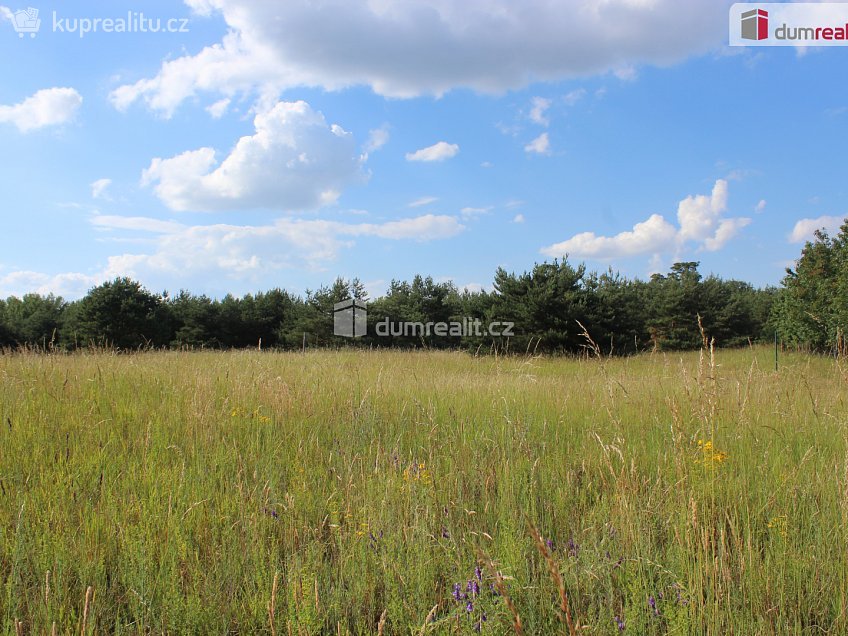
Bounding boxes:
[1,221,845,354]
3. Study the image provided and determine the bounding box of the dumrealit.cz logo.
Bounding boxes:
[331,298,516,339]
[731,3,848,46]
[741,8,768,41]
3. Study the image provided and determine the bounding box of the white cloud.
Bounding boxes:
[100,214,464,280]
[542,214,678,259]
[1,213,465,299]
[141,100,364,212]
[0,87,82,132]
[206,98,231,119]
[613,65,639,81]
[525,132,550,155]
[460,206,493,219]
[405,141,459,162]
[0,6,12,21]
[513,214,525,223]
[755,199,767,213]
[529,97,551,126]
[0,270,96,299]
[676,179,730,243]
[789,215,845,243]
[408,196,438,208]
[90,178,112,200]
[110,0,728,117]
[364,125,390,153]
[563,88,587,106]
[541,179,751,260]
[702,218,751,251]
[91,214,185,234]
[461,282,485,294]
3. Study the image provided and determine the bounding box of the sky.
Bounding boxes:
[0,0,846,300]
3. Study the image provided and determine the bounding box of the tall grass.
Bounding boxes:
[0,346,846,634]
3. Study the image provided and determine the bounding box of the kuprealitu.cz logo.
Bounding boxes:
[731,3,848,46]
[2,6,190,38]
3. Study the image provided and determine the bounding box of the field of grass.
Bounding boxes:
[0,346,846,634]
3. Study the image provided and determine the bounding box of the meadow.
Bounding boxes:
[0,346,846,634]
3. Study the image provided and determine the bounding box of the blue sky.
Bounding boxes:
[0,0,846,300]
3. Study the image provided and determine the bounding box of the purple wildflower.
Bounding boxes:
[467,579,480,597]
[546,538,555,551]
[648,595,659,616]
[466,601,474,613]
[452,583,465,602]
[566,537,579,558]
[441,526,450,539]
[475,565,483,581]
[614,615,625,631]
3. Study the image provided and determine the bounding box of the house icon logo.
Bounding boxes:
[333,298,367,338]
[741,8,768,40]
[10,7,41,38]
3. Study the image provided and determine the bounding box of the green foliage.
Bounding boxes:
[0,262,778,353]
[771,220,848,351]
[71,278,166,349]
[0,294,64,347]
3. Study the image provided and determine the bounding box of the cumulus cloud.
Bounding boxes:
[405,141,459,162]
[529,97,552,126]
[90,178,112,200]
[0,270,96,299]
[0,87,82,132]
[1,213,465,298]
[789,215,845,243]
[525,132,551,155]
[513,214,525,223]
[755,199,766,213]
[110,0,730,117]
[676,179,730,244]
[141,100,364,212]
[542,214,677,259]
[98,214,464,282]
[541,179,751,260]
[206,98,231,119]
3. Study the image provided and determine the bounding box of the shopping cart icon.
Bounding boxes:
[11,7,41,38]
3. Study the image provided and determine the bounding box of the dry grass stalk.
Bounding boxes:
[81,586,93,636]
[377,608,388,635]
[268,571,279,636]
[418,605,438,635]
[529,524,578,636]
[476,548,523,635]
